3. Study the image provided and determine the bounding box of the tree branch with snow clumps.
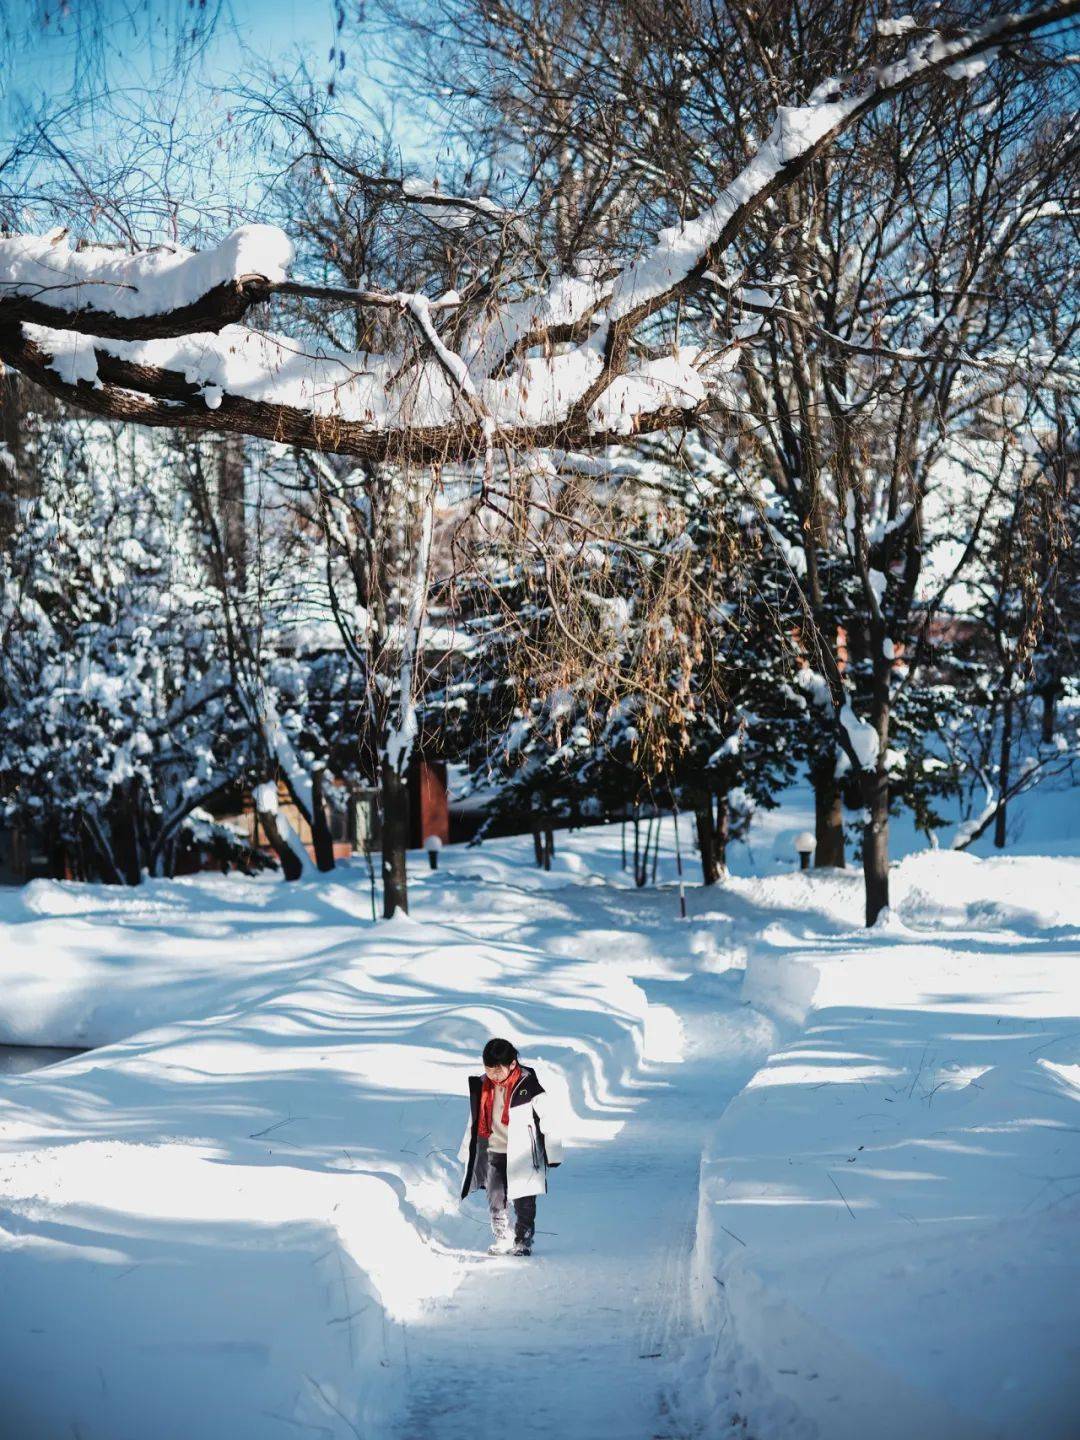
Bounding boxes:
[0,2,1077,459]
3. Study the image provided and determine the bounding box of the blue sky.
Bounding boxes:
[4,0,345,114]
[2,0,431,242]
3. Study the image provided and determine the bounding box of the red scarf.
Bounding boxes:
[478,1065,522,1138]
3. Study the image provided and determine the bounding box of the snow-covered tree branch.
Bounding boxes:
[2,4,1075,465]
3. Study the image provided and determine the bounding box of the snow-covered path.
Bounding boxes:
[5,817,1074,1438]
[400,881,774,1440]
[0,829,778,1440]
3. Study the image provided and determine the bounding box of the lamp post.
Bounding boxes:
[424,834,443,870]
[794,831,816,871]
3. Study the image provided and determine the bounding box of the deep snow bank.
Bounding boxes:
[691,850,1080,1440]
[0,843,681,1440]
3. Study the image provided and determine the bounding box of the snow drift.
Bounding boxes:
[691,850,1080,1440]
[0,844,674,1439]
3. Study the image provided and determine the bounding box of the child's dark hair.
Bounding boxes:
[482,1037,519,1067]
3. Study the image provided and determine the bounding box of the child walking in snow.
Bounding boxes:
[459,1037,563,1256]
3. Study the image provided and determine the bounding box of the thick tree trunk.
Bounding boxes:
[696,794,730,883]
[258,807,305,881]
[994,690,1014,850]
[217,434,247,588]
[381,759,410,917]
[695,805,718,886]
[544,828,555,869]
[310,767,336,873]
[714,793,730,875]
[1041,688,1056,745]
[533,823,545,867]
[863,773,890,927]
[48,827,70,883]
[266,723,335,874]
[813,764,845,868]
[110,779,143,886]
[0,368,29,545]
[81,813,122,886]
[859,647,893,926]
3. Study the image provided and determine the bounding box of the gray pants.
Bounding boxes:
[486,1152,536,1245]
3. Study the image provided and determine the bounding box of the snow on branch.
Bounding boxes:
[0,225,294,338]
[1,2,1075,457]
[393,176,534,245]
[0,319,719,459]
[463,2,1080,381]
[568,0,1080,411]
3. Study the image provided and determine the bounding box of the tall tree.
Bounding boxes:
[2,2,1077,917]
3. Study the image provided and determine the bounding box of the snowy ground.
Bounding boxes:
[0,835,773,1440]
[0,797,1077,1438]
[689,851,1080,1440]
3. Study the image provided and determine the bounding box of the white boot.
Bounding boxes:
[487,1207,514,1254]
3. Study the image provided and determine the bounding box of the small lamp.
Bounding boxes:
[794,831,816,871]
[424,834,443,870]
